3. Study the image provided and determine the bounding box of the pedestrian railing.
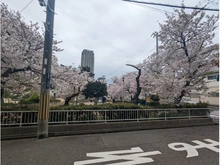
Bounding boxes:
[1,108,210,127]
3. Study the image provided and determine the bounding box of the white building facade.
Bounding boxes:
[191,68,219,105]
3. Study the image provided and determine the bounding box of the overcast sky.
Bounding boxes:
[2,0,219,82]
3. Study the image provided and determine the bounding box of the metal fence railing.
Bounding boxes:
[1,108,210,127]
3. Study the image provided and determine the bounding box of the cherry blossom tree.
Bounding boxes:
[1,4,62,103]
[108,71,140,103]
[51,63,94,105]
[142,5,219,104]
[108,76,124,100]
[109,3,218,105]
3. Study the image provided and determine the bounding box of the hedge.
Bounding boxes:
[1,102,209,111]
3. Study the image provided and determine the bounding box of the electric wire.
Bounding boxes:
[19,0,34,13]
[106,36,155,78]
[108,0,219,80]
[126,37,154,61]
[128,39,155,65]
[106,36,157,79]
[123,0,219,11]
[133,2,175,15]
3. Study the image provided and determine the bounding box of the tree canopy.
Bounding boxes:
[108,3,219,105]
[1,4,94,104]
[82,81,107,99]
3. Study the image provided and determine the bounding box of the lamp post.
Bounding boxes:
[37,0,55,139]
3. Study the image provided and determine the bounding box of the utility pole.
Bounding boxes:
[152,32,158,56]
[122,77,125,102]
[38,0,55,139]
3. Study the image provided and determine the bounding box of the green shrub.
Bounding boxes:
[19,93,39,104]
[148,102,160,107]
[1,104,39,111]
[139,99,146,105]
[151,95,160,102]
[50,103,144,110]
[180,102,209,108]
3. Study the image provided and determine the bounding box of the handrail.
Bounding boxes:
[1,108,210,126]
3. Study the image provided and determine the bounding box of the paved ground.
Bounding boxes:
[1,125,219,165]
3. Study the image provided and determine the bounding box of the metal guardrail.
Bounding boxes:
[1,108,210,126]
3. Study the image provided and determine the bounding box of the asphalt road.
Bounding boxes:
[1,125,219,165]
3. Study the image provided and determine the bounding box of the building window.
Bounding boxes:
[207,74,219,80]
[208,92,219,97]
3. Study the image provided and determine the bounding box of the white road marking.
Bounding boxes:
[74,139,219,164]
[168,139,219,158]
[74,147,161,165]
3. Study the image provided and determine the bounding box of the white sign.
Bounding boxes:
[168,139,219,158]
[74,147,161,165]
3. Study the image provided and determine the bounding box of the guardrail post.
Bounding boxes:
[66,111,68,125]
[165,109,167,120]
[105,110,106,123]
[20,112,23,127]
[189,109,191,119]
[207,108,210,117]
[137,109,139,121]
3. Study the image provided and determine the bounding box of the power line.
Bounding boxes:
[123,0,219,11]
[106,36,154,78]
[126,37,154,61]
[133,2,175,15]
[128,39,154,65]
[106,38,156,79]
[106,37,157,79]
[20,0,34,13]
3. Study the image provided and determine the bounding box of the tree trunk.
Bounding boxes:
[126,64,142,105]
[1,88,4,104]
[174,80,190,105]
[134,68,142,105]
[134,87,141,105]
[64,92,79,105]
[174,90,186,105]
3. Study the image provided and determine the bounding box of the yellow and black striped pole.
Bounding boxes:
[38,0,55,139]
[39,94,50,120]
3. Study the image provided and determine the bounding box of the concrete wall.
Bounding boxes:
[1,118,215,140]
[191,97,219,106]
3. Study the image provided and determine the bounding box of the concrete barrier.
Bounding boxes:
[1,118,215,140]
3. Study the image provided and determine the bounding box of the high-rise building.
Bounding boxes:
[81,49,95,73]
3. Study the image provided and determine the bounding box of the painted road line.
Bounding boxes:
[168,139,219,158]
[75,138,219,164]
[74,147,161,165]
